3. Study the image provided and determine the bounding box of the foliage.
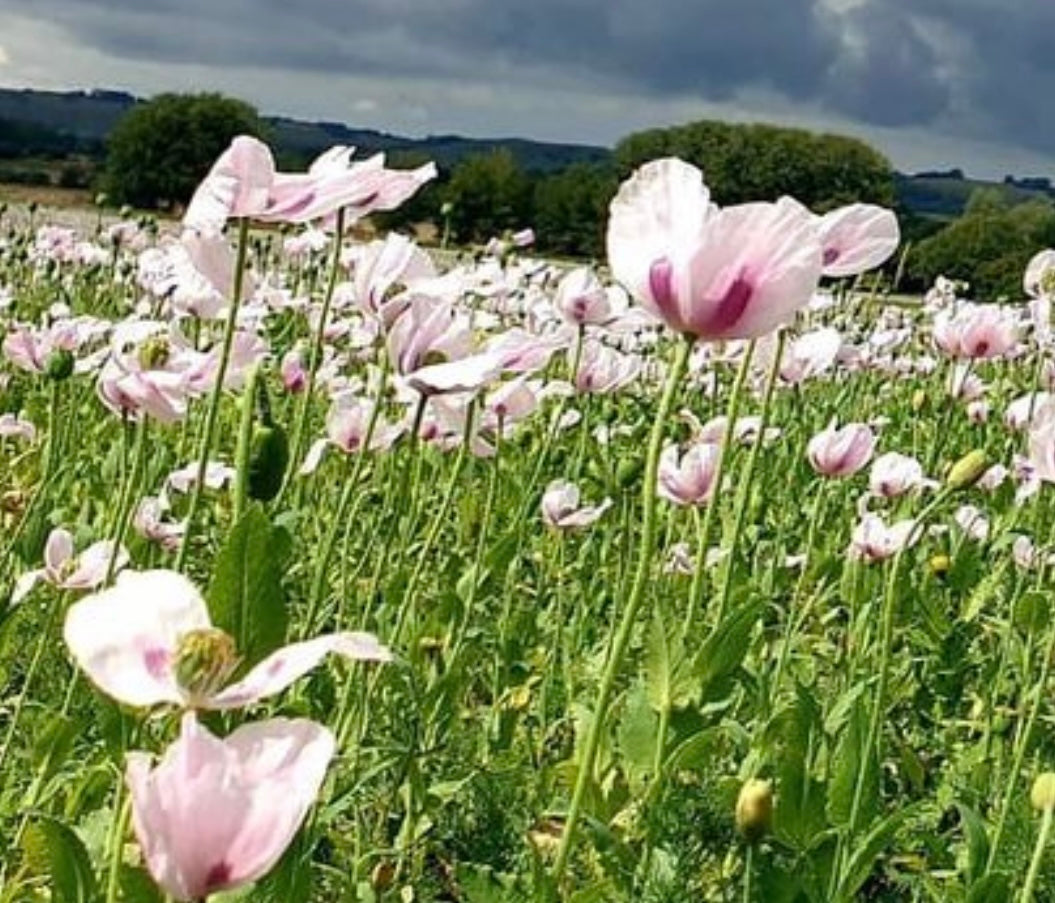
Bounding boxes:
[615,119,895,210]
[907,193,1055,299]
[101,92,266,208]
[441,149,534,244]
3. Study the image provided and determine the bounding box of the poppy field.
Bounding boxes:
[3,142,1055,902]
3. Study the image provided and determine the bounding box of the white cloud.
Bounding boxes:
[0,45,10,66]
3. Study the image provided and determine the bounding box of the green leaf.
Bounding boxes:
[965,873,1012,903]
[826,696,878,829]
[956,803,990,884]
[644,609,672,713]
[834,805,919,901]
[679,600,761,703]
[773,689,827,850]
[31,713,80,786]
[21,815,98,903]
[207,503,290,667]
[616,680,657,789]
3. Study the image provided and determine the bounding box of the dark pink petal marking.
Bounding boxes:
[823,246,841,266]
[648,258,682,327]
[205,861,232,892]
[143,648,170,681]
[702,275,754,336]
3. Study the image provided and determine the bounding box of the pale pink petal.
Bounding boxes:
[63,570,210,707]
[210,632,391,709]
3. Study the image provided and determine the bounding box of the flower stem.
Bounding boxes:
[175,217,251,572]
[231,362,260,524]
[1022,804,1054,903]
[549,335,692,887]
[714,331,785,624]
[682,340,755,642]
[281,208,346,508]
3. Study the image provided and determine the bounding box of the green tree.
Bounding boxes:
[103,93,266,209]
[442,150,532,244]
[533,162,619,259]
[614,120,894,210]
[907,198,1055,300]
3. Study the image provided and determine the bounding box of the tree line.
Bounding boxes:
[22,91,1055,301]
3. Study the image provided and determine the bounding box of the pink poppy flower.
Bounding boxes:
[816,203,900,278]
[849,514,918,563]
[13,528,127,604]
[555,267,612,327]
[1028,401,1055,484]
[299,398,405,475]
[807,422,876,478]
[184,136,436,231]
[63,569,391,710]
[953,505,990,542]
[574,340,641,395]
[541,480,611,530]
[606,158,823,340]
[126,712,334,901]
[133,497,186,552]
[0,413,36,442]
[773,327,843,384]
[1025,249,1055,298]
[280,347,308,394]
[932,304,1020,360]
[869,452,932,498]
[657,443,721,505]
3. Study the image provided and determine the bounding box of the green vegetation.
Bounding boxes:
[101,93,267,209]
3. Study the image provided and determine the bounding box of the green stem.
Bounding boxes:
[231,363,260,524]
[549,336,692,887]
[104,793,132,903]
[175,217,251,571]
[681,340,755,642]
[842,490,949,868]
[989,622,1055,871]
[714,332,785,624]
[281,209,346,508]
[1021,805,1054,903]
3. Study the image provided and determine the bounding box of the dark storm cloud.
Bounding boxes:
[2,0,1053,154]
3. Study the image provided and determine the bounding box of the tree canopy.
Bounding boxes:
[103,93,266,209]
[614,120,895,210]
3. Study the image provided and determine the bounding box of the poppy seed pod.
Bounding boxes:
[735,779,773,842]
[946,449,988,490]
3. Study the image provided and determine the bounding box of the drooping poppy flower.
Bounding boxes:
[126,712,334,901]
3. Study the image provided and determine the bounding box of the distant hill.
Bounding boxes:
[894,169,1054,218]
[0,87,608,173]
[2,87,1052,219]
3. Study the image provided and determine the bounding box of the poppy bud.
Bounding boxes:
[946,450,987,490]
[912,389,927,412]
[928,554,951,578]
[1032,773,1055,811]
[248,423,289,502]
[735,779,773,842]
[44,349,75,381]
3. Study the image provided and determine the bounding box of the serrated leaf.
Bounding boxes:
[22,816,98,903]
[616,680,657,789]
[679,600,761,703]
[207,503,289,667]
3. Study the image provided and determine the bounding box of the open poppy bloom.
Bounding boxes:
[606,158,823,341]
[127,712,335,900]
[63,569,390,709]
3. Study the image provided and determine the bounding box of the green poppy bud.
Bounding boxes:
[248,423,289,502]
[44,349,75,381]
[946,449,987,490]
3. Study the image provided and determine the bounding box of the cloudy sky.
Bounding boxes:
[0,0,1052,178]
